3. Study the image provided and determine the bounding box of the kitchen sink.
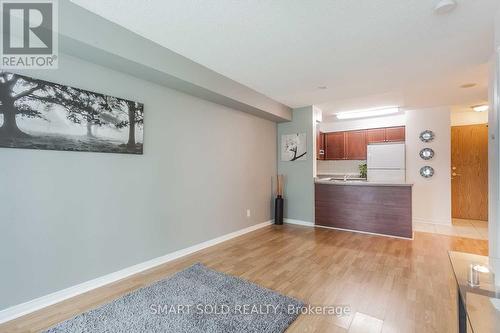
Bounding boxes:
[330,179,367,183]
[330,177,366,181]
[317,177,368,183]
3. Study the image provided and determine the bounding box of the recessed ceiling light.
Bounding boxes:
[473,265,490,273]
[336,106,400,120]
[472,105,489,112]
[460,83,477,89]
[434,0,457,14]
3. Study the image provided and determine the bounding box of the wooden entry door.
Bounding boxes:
[451,124,488,221]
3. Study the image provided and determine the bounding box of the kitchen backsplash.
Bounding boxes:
[317,160,366,176]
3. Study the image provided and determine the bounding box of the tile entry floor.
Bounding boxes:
[413,219,488,240]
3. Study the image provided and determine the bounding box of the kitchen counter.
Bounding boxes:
[316,173,360,177]
[314,178,412,187]
[315,182,412,238]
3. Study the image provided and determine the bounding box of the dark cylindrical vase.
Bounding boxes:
[274,196,284,225]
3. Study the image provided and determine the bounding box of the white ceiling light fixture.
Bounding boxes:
[336,106,400,120]
[472,104,489,112]
[434,0,457,15]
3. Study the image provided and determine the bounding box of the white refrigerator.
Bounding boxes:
[367,142,406,183]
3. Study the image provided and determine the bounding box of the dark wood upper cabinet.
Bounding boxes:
[322,126,405,160]
[366,128,386,144]
[325,132,345,160]
[316,131,325,160]
[345,130,367,160]
[385,126,405,142]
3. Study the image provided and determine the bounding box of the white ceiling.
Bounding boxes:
[71,0,499,115]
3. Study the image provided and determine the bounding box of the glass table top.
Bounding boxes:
[448,251,500,332]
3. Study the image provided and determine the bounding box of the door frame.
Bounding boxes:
[489,48,500,258]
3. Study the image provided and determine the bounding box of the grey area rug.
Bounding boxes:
[44,263,304,333]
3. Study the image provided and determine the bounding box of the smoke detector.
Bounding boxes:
[460,83,477,89]
[434,0,457,14]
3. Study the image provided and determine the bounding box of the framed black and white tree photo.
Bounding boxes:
[281,133,307,161]
[0,72,144,154]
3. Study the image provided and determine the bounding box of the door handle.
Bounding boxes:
[452,172,461,177]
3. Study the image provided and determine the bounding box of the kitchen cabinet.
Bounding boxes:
[366,127,405,143]
[385,126,405,142]
[315,183,412,238]
[323,126,406,160]
[316,130,325,160]
[325,132,345,160]
[366,128,386,144]
[345,130,366,159]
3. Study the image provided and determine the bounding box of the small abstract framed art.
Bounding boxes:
[281,133,307,161]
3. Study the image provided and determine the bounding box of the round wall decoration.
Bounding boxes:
[420,166,434,178]
[419,148,435,160]
[419,130,435,142]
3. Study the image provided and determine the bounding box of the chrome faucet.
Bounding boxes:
[343,175,349,182]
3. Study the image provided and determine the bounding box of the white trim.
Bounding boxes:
[283,218,412,240]
[413,217,451,225]
[283,218,315,227]
[489,49,500,258]
[314,224,413,240]
[0,220,273,324]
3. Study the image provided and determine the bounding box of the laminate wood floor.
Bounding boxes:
[0,224,488,333]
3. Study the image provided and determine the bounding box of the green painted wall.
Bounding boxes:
[277,106,315,223]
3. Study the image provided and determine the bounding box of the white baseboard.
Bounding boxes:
[0,220,273,324]
[283,218,315,227]
[413,217,451,225]
[283,218,412,240]
[315,224,413,240]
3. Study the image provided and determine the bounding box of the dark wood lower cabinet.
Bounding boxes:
[315,183,412,238]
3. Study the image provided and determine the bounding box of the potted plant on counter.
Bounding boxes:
[359,163,367,179]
